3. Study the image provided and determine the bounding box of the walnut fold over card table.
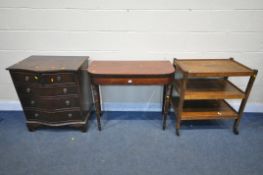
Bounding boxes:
[88,61,175,131]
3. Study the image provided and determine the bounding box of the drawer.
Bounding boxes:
[92,77,173,85]
[11,71,77,85]
[25,110,48,122]
[41,73,76,84]
[11,72,41,84]
[21,95,80,110]
[25,109,84,123]
[17,85,79,96]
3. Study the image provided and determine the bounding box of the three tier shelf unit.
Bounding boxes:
[171,58,257,136]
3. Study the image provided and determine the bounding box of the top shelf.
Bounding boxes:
[175,58,255,77]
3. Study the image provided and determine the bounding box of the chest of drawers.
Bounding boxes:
[7,56,93,132]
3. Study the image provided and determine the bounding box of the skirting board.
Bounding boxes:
[0,100,263,113]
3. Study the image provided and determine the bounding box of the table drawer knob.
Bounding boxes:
[65,100,71,106]
[128,79,133,84]
[50,78,54,83]
[63,88,68,94]
[217,112,222,115]
[25,76,30,81]
[26,88,31,93]
[31,100,35,105]
[34,113,39,117]
[68,113,72,118]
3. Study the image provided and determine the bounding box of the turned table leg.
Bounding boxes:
[162,85,167,115]
[176,74,188,136]
[91,83,102,131]
[162,84,172,130]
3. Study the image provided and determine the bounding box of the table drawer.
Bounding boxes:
[22,95,80,110]
[25,109,83,123]
[92,77,173,85]
[17,85,79,96]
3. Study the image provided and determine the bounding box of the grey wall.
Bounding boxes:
[1,0,263,110]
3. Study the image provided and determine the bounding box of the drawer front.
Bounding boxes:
[17,85,79,96]
[11,72,41,84]
[41,73,76,84]
[92,77,173,85]
[22,95,80,110]
[25,110,83,123]
[11,72,77,85]
[24,110,48,122]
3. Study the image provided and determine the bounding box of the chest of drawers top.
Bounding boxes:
[7,55,88,72]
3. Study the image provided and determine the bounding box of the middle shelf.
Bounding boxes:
[171,98,239,120]
[174,78,245,100]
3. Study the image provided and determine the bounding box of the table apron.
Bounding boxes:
[91,77,173,85]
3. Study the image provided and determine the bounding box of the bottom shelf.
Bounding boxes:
[171,98,238,120]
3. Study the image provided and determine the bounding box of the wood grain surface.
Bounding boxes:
[88,61,175,75]
[175,59,253,76]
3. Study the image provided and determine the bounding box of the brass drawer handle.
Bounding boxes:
[50,78,54,83]
[63,88,68,94]
[26,88,31,93]
[34,76,38,80]
[65,100,71,106]
[128,79,133,84]
[217,112,222,115]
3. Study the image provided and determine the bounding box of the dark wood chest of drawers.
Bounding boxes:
[7,56,93,132]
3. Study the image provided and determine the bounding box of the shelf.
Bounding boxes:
[175,59,254,77]
[171,98,238,120]
[174,79,245,100]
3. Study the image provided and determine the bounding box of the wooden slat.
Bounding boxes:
[174,78,245,100]
[171,98,238,120]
